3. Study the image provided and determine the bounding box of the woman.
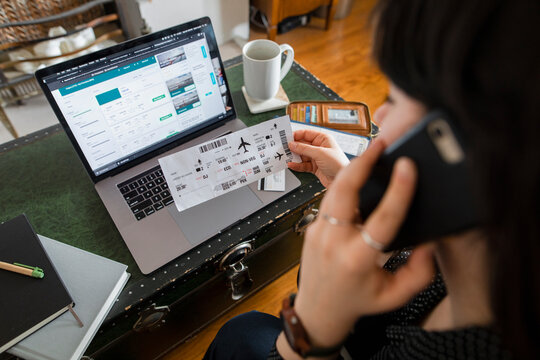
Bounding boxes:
[204,0,540,359]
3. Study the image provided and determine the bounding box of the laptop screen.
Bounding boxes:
[38,18,234,179]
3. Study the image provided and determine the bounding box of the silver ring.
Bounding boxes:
[360,229,385,251]
[321,213,385,251]
[321,213,353,226]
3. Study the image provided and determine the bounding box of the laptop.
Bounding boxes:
[35,17,300,274]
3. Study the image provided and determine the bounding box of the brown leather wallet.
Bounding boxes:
[287,101,372,137]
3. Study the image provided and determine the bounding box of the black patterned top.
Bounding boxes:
[268,251,511,360]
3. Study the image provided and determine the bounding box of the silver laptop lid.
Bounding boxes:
[36,17,236,183]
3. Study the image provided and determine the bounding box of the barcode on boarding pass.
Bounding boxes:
[279,130,292,156]
[199,138,228,153]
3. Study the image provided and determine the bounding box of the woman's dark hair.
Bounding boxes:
[371,0,540,358]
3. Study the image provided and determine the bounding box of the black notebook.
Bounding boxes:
[0,214,74,353]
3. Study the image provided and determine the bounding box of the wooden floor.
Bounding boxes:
[162,1,386,359]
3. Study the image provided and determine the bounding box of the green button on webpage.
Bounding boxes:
[167,131,180,138]
[160,113,172,121]
[152,94,166,102]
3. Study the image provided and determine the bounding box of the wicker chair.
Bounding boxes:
[0,0,128,138]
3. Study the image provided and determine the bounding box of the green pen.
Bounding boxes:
[0,261,44,278]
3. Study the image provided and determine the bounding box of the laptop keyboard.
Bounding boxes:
[117,166,173,221]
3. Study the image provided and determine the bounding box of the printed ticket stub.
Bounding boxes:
[258,170,286,192]
[159,115,300,212]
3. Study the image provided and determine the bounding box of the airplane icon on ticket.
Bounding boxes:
[238,137,251,153]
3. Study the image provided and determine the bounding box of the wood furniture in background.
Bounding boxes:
[0,0,110,138]
[251,0,338,40]
[0,0,145,139]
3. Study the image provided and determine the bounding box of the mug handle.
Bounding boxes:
[279,44,294,81]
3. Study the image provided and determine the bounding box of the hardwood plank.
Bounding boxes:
[162,0,386,358]
[163,264,299,360]
[248,0,387,112]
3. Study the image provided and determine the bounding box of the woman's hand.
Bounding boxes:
[293,140,436,349]
[287,129,349,188]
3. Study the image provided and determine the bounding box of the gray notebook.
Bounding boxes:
[8,235,129,360]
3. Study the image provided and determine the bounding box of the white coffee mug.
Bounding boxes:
[242,39,294,101]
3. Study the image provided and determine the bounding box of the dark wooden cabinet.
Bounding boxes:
[251,0,337,40]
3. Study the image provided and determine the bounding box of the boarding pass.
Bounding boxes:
[159,115,301,212]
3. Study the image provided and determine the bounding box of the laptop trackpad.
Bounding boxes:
[167,186,263,246]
